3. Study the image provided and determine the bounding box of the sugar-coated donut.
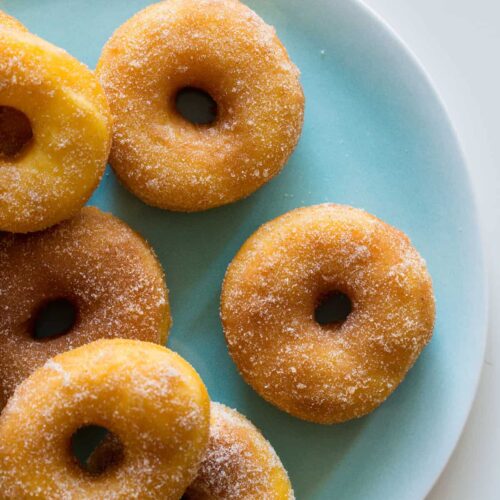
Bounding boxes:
[184,402,294,500]
[0,20,111,232]
[0,339,210,499]
[0,10,27,32]
[221,204,435,424]
[96,0,304,212]
[0,206,170,409]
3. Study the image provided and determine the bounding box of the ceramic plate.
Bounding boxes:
[3,0,487,498]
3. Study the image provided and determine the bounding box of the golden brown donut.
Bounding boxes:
[184,402,294,499]
[221,204,435,424]
[0,206,171,409]
[0,339,210,499]
[96,0,304,212]
[0,19,111,232]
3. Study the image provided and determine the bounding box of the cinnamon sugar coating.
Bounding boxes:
[0,16,111,232]
[0,206,171,410]
[96,0,304,212]
[0,339,210,499]
[185,402,294,500]
[221,204,435,424]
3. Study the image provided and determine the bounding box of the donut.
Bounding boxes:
[0,10,27,32]
[184,402,294,500]
[96,0,304,212]
[221,204,435,424]
[0,339,210,499]
[0,22,111,232]
[0,206,170,409]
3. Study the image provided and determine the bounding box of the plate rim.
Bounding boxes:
[353,0,489,495]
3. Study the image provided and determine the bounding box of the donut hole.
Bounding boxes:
[314,291,352,326]
[174,87,218,125]
[32,298,78,340]
[70,425,125,475]
[0,106,33,159]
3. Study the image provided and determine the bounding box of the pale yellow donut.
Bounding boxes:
[0,339,210,499]
[0,23,111,232]
[97,0,304,211]
[184,402,294,499]
[0,10,28,32]
[221,204,435,424]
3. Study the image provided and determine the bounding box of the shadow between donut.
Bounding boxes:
[231,380,366,498]
[90,170,259,337]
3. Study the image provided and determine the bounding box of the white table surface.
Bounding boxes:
[361,1,500,498]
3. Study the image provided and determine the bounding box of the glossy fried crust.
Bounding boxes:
[221,204,436,424]
[0,339,210,499]
[96,0,304,212]
[0,17,111,232]
[0,206,171,409]
[184,402,294,500]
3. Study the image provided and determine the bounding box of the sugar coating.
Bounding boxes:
[96,0,304,211]
[0,339,210,499]
[0,10,28,32]
[0,206,171,410]
[221,204,436,424]
[184,402,294,499]
[0,18,111,232]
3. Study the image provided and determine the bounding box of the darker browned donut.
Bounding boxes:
[0,206,171,409]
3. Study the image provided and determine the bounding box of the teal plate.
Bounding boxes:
[2,0,487,498]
